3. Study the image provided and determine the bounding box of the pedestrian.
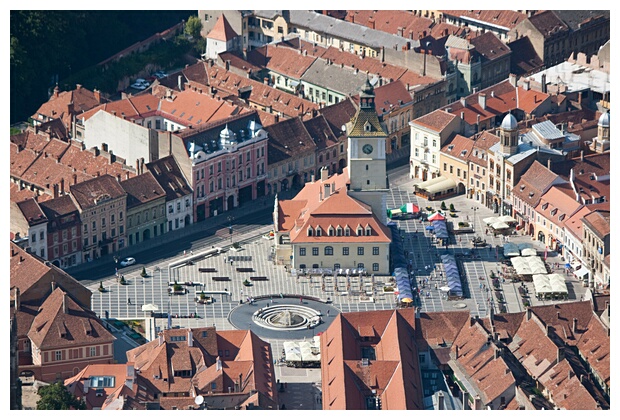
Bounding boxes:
[230,260,233,266]
[127,297,131,305]
[300,297,303,304]
[327,310,330,317]
[184,250,186,256]
[270,298,273,304]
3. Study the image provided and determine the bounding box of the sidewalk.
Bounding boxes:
[66,194,281,280]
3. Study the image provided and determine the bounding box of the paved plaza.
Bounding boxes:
[87,169,589,408]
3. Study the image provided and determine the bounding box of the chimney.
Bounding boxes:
[14,288,20,310]
[53,85,60,98]
[53,184,59,198]
[311,173,315,182]
[547,159,551,169]
[51,281,56,292]
[578,92,582,104]
[541,73,547,93]
[187,329,193,347]
[397,27,403,37]
[62,292,67,314]
[320,166,329,181]
[216,356,222,371]
[455,345,459,359]
[264,77,269,85]
[460,98,466,107]
[523,79,530,91]
[556,311,561,320]
[580,150,584,161]
[572,318,578,333]
[557,347,564,363]
[460,111,465,120]
[116,174,121,182]
[136,159,140,173]
[94,89,101,103]
[178,75,183,91]
[125,363,135,389]
[141,157,145,175]
[546,324,552,337]
[437,391,444,410]
[381,46,385,63]
[225,60,230,71]
[473,396,483,410]
[73,173,78,185]
[158,332,164,346]
[509,73,517,87]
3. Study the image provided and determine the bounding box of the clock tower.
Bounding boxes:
[347,78,389,224]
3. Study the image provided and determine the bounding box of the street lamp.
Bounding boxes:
[471,206,479,231]
[227,216,234,244]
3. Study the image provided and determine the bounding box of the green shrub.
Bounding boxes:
[449,204,455,212]
[441,201,447,210]
[141,267,147,277]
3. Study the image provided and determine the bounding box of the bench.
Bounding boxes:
[250,276,269,281]
[212,277,231,281]
[236,267,254,273]
[199,268,217,273]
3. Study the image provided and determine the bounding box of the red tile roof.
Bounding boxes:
[470,31,511,61]
[33,84,106,129]
[247,43,318,80]
[120,172,166,209]
[529,301,594,346]
[441,134,474,161]
[537,359,600,410]
[441,10,527,30]
[535,186,583,230]
[576,315,610,390]
[69,174,126,211]
[411,109,457,132]
[207,14,238,42]
[27,287,115,350]
[582,209,610,238]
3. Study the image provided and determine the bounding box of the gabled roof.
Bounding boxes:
[120,172,166,209]
[207,14,238,42]
[582,209,610,238]
[33,84,106,128]
[146,155,193,201]
[441,10,526,30]
[302,115,339,151]
[247,43,318,79]
[535,185,583,229]
[576,314,610,390]
[353,80,412,117]
[264,117,316,165]
[526,10,569,37]
[440,134,474,162]
[69,174,126,210]
[470,31,511,61]
[411,109,457,133]
[27,287,115,350]
[16,198,47,226]
[318,97,358,141]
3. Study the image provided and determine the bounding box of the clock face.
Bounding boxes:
[362,144,373,154]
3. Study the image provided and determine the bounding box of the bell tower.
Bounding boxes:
[347,78,389,224]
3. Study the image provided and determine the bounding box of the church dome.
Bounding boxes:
[598,111,610,128]
[501,113,518,131]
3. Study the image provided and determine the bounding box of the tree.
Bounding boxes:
[184,15,202,39]
[36,381,86,410]
[440,201,447,210]
[141,267,147,277]
[449,203,455,212]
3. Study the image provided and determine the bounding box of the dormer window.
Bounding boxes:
[316,226,322,237]
[344,226,351,236]
[364,121,372,132]
[357,227,363,236]
[336,226,342,236]
[551,209,557,216]
[328,227,334,236]
[307,227,313,237]
[542,203,549,210]
[365,225,372,236]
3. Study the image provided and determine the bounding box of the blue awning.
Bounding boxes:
[441,254,462,296]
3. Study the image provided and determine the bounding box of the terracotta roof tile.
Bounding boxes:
[535,186,583,230]
[264,117,316,165]
[441,10,526,30]
[15,198,47,226]
[411,109,457,132]
[319,97,358,141]
[120,172,166,209]
[537,359,600,410]
[414,311,470,347]
[529,301,593,347]
[526,11,569,37]
[69,174,126,210]
[33,84,106,129]
[146,156,193,202]
[27,287,115,349]
[247,43,318,79]
[440,134,474,161]
[582,210,610,238]
[470,31,511,61]
[576,315,610,389]
[207,14,238,42]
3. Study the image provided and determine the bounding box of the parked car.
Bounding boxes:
[153,70,168,79]
[120,257,136,267]
[130,79,149,90]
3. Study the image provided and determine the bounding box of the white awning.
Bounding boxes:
[416,176,457,195]
[574,266,590,279]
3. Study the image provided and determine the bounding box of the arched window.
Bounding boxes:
[324,246,333,255]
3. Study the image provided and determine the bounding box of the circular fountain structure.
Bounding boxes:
[252,304,322,331]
